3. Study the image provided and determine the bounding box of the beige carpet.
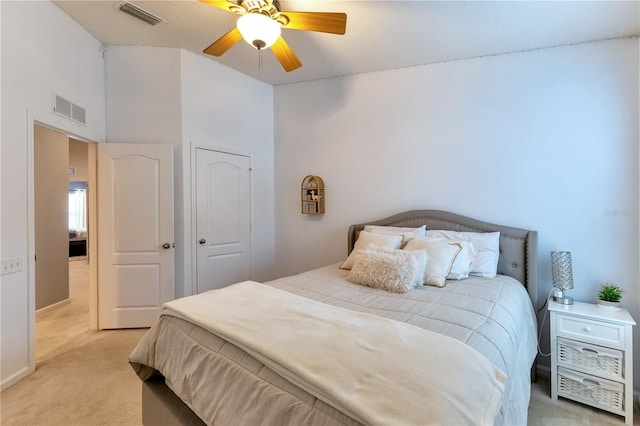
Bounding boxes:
[1,260,637,425]
[1,260,146,426]
[529,376,638,426]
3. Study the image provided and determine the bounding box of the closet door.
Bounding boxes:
[195,148,251,293]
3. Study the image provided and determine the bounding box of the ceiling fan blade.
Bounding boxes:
[203,27,243,56]
[281,12,347,35]
[271,36,302,72]
[198,0,239,13]
[200,0,241,13]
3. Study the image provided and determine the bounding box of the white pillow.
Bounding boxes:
[340,231,403,270]
[347,246,427,293]
[364,225,426,244]
[403,239,462,287]
[425,230,500,278]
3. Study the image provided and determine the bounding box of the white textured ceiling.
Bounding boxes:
[53,0,640,86]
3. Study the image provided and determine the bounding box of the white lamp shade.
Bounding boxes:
[237,14,281,50]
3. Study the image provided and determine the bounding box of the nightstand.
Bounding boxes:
[549,300,636,424]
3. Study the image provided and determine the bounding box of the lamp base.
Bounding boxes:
[552,295,573,305]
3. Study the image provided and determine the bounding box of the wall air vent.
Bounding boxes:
[118,1,165,26]
[53,94,86,126]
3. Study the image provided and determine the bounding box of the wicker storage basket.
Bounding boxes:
[557,367,624,413]
[557,338,623,380]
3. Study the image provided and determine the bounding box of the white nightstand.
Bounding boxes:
[549,300,636,424]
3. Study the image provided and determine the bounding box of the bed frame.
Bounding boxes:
[142,209,539,426]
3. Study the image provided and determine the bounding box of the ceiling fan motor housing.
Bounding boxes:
[241,0,278,12]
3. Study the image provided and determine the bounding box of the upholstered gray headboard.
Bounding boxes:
[348,210,538,307]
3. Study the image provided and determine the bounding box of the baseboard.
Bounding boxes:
[1,365,34,391]
[36,298,70,315]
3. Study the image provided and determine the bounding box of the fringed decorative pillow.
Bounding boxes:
[403,239,462,287]
[406,238,476,280]
[346,245,427,294]
[425,230,500,278]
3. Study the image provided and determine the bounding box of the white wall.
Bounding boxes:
[105,47,183,144]
[274,38,639,388]
[180,50,275,290]
[104,45,186,295]
[105,46,275,298]
[1,0,105,388]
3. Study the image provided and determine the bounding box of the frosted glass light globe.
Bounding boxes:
[237,14,281,50]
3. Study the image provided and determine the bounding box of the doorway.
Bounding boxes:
[32,124,174,334]
[34,125,70,312]
[33,123,96,363]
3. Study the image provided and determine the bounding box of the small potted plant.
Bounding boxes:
[598,283,623,311]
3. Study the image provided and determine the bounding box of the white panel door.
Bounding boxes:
[196,149,251,293]
[97,143,174,329]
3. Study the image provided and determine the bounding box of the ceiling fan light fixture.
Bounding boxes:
[237,13,281,50]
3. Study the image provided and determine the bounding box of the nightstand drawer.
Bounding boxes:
[557,338,624,380]
[557,367,624,413]
[557,315,625,348]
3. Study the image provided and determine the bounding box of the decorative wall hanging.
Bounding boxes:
[301,175,325,214]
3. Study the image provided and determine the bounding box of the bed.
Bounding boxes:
[130,210,539,426]
[68,229,87,257]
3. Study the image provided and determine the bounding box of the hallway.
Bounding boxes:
[36,259,92,363]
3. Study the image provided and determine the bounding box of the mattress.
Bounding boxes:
[131,263,538,425]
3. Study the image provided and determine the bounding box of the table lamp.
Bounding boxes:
[551,251,573,305]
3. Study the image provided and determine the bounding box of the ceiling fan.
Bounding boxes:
[199,0,347,72]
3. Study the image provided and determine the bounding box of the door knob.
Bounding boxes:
[162,243,171,249]
[199,238,206,245]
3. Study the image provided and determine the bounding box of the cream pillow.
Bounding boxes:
[347,246,427,293]
[340,231,403,270]
[415,239,476,280]
[425,230,500,278]
[403,239,462,287]
[446,241,476,280]
[364,225,426,245]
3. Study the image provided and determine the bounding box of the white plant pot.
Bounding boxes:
[597,300,621,311]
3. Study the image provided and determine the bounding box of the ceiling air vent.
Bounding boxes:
[53,94,86,126]
[118,1,165,26]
